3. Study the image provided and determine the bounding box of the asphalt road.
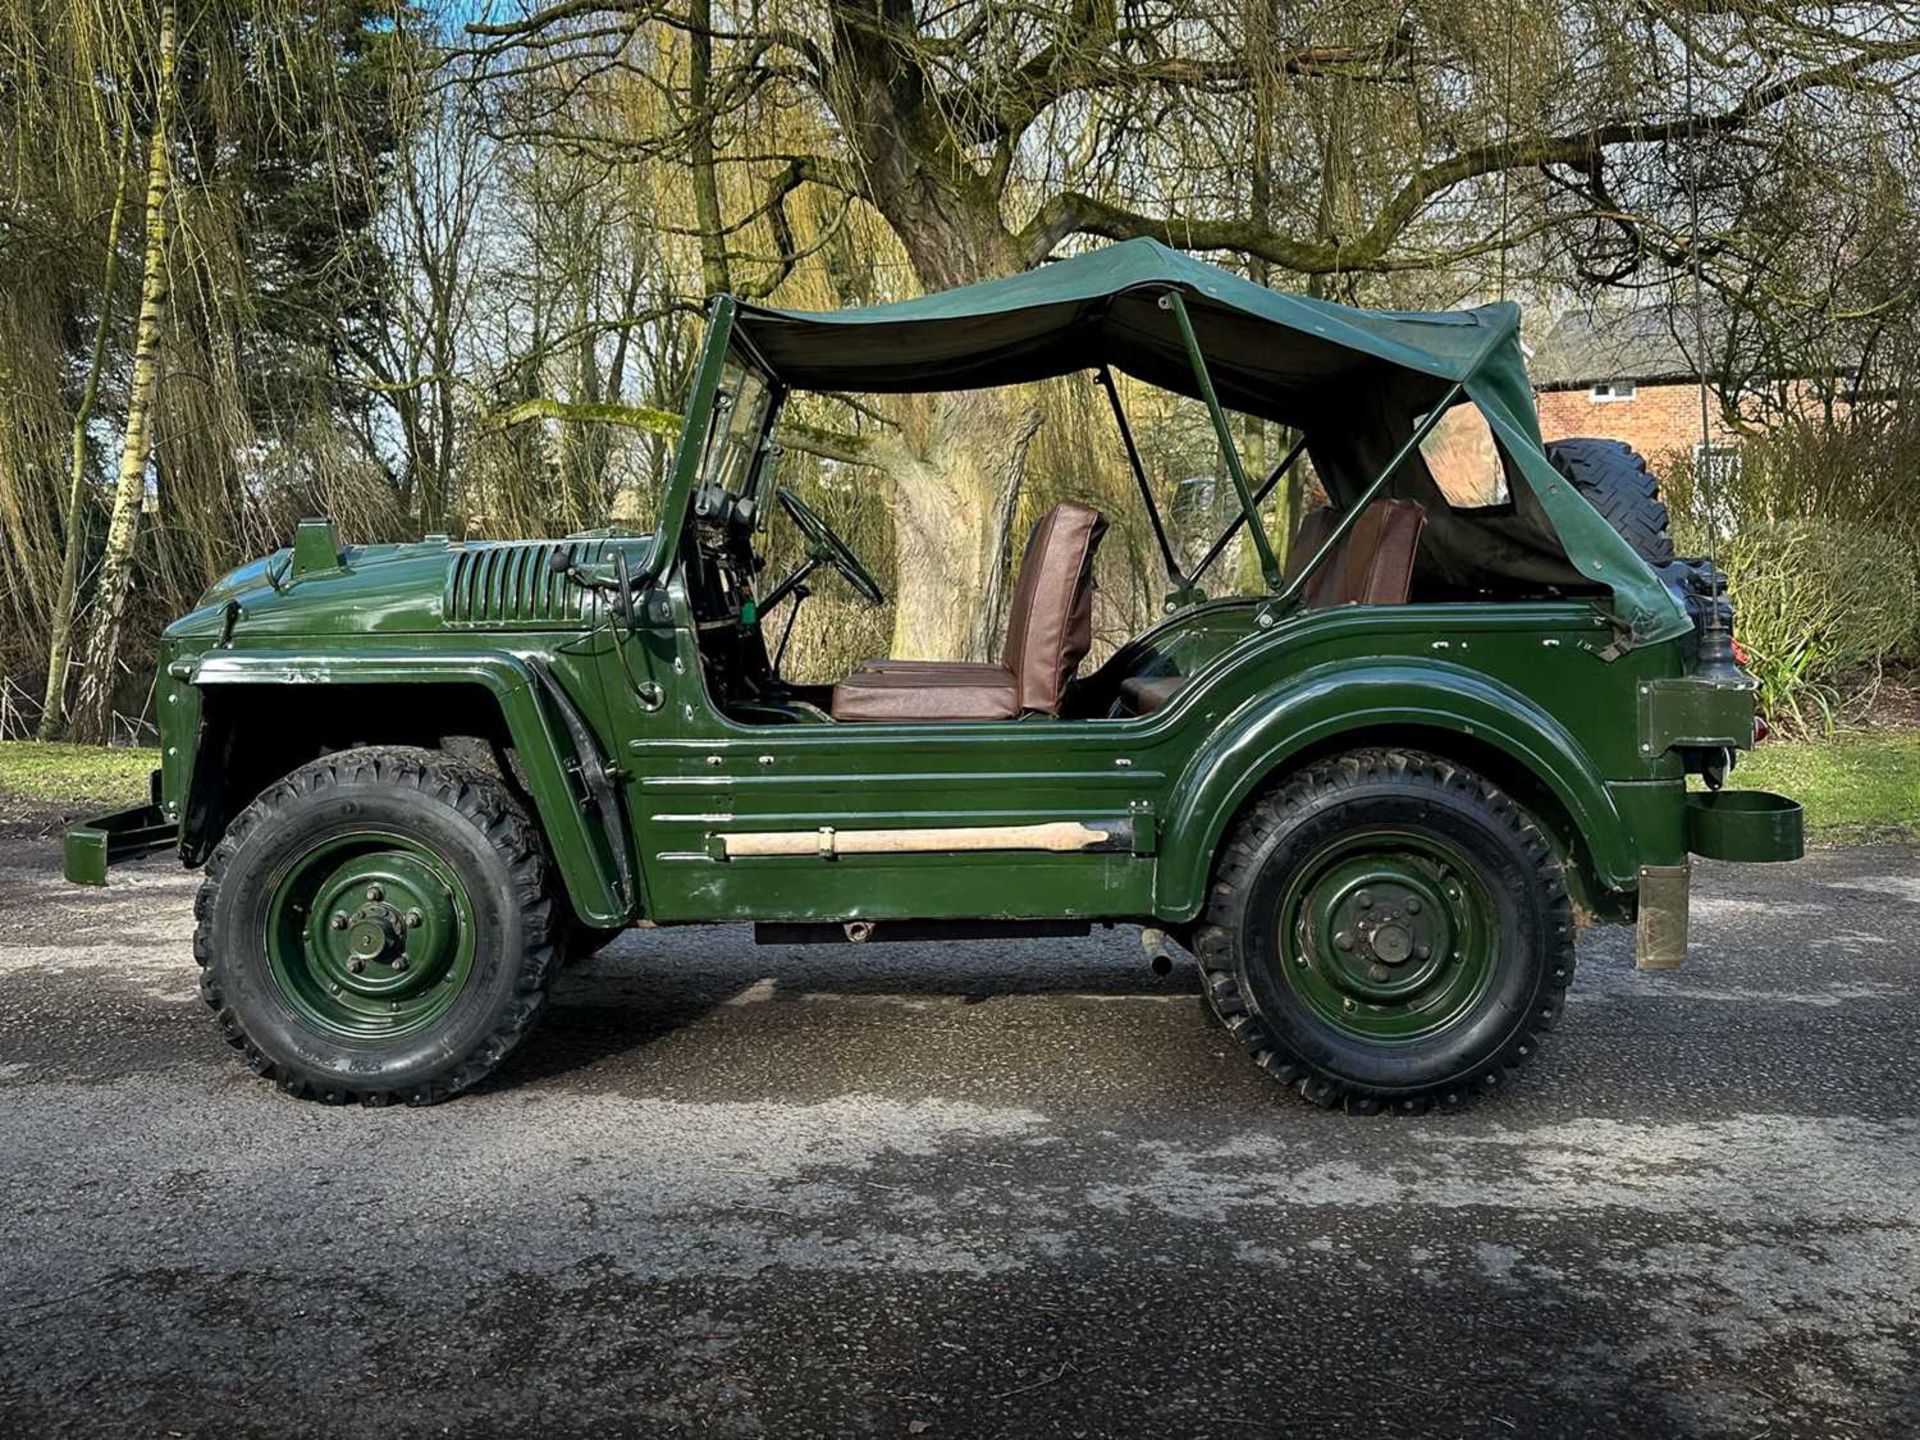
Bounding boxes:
[2,828,1918,1439]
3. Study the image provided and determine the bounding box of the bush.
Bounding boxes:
[1662,414,1920,557]
[1714,517,1920,731]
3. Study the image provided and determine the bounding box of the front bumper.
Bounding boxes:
[62,771,180,886]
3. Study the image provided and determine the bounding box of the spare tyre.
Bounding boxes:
[1542,437,1675,566]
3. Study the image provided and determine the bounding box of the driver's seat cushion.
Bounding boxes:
[833,502,1108,722]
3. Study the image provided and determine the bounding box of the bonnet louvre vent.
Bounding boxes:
[444,541,603,628]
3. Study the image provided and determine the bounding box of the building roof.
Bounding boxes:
[1525,307,1725,391]
[1527,304,1863,392]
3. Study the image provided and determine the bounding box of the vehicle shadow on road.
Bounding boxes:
[483,923,1198,1092]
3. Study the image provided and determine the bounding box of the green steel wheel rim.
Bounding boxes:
[263,832,476,1041]
[1276,828,1497,1043]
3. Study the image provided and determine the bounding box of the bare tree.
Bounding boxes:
[465,0,1920,658]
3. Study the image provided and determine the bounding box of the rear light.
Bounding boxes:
[1732,638,1751,667]
[1753,713,1770,745]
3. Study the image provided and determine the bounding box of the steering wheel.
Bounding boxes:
[776,487,886,606]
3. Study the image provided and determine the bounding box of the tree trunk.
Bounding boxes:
[874,392,1042,660]
[860,179,1041,660]
[815,11,1052,659]
[72,3,176,745]
[38,165,131,740]
[687,0,730,297]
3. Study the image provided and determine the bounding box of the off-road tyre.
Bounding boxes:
[1195,750,1575,1114]
[194,745,561,1105]
[1543,437,1675,566]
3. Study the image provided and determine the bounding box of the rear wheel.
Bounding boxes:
[1196,750,1574,1113]
[194,745,560,1105]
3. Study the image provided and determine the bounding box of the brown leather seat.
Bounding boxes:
[1107,500,1423,717]
[832,502,1108,722]
[1283,498,1426,607]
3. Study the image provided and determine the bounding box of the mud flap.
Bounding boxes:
[1635,862,1690,971]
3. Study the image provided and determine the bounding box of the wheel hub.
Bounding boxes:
[1278,833,1495,1041]
[266,838,473,1039]
[1370,921,1414,965]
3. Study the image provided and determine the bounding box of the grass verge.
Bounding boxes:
[1727,729,1919,844]
[0,742,158,808]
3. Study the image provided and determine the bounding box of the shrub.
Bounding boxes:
[1661,414,1920,556]
[1712,517,1920,731]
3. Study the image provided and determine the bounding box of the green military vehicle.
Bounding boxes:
[66,240,1802,1113]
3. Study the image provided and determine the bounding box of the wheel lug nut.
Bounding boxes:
[328,914,348,931]
[1356,890,1373,909]
[348,958,365,973]
[1416,944,1431,960]
[405,910,423,929]
[366,884,384,902]
[1342,998,1356,1011]
[392,956,409,972]
[1369,963,1391,982]
[1405,898,1421,914]
[1334,930,1355,951]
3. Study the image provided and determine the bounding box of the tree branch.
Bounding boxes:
[1025,39,1920,275]
[485,397,878,467]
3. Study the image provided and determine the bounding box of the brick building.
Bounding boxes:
[1527,308,1742,468]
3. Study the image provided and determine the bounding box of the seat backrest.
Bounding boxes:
[1282,498,1426,607]
[1001,501,1109,713]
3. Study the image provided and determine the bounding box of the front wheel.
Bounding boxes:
[193,746,561,1105]
[1195,750,1574,1113]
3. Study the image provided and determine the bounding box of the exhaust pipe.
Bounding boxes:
[1142,927,1175,976]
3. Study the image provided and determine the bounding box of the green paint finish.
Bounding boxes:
[289,518,346,579]
[70,250,1796,936]
[184,645,630,928]
[1686,790,1805,863]
[1278,830,1495,1041]
[62,799,177,886]
[264,832,475,1038]
[1638,675,1760,755]
[1604,780,1691,871]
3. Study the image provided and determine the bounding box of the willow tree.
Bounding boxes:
[68,3,178,743]
[1,0,423,739]
[462,0,1920,658]
[0,0,147,733]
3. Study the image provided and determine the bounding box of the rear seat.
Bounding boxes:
[1114,498,1427,716]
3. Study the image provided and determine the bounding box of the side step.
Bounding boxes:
[755,919,1094,946]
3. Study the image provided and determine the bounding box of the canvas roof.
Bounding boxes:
[735,238,1511,425]
[730,239,1690,646]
